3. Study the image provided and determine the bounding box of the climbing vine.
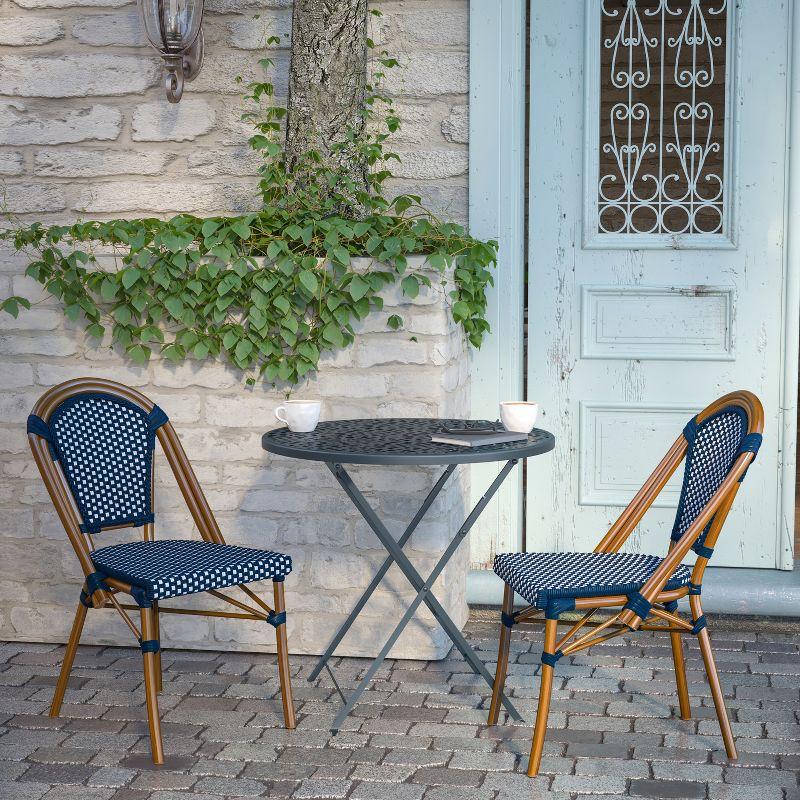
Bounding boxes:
[0,37,496,386]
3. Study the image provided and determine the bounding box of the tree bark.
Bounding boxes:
[285,0,369,202]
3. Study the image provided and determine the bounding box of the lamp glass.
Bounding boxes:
[140,0,203,53]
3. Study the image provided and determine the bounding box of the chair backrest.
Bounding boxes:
[670,396,762,558]
[28,391,167,534]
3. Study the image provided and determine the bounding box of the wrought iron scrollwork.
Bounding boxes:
[598,0,727,236]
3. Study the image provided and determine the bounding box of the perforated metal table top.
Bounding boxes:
[262,418,555,465]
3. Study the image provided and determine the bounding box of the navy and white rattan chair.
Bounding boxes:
[488,391,763,776]
[27,378,296,764]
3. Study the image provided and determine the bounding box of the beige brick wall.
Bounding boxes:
[0,0,469,223]
[0,0,473,658]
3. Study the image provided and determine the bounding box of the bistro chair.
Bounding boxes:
[488,390,763,776]
[26,378,296,764]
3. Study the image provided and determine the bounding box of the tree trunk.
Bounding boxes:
[285,0,369,204]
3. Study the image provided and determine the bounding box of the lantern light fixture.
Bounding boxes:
[138,0,205,103]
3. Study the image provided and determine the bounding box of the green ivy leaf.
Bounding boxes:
[348,275,369,301]
[298,269,318,295]
[387,314,403,330]
[401,275,419,299]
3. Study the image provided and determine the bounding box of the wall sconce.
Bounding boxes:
[138,0,205,103]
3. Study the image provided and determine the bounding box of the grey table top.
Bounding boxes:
[262,417,555,466]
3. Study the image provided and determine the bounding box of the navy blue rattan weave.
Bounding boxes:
[43,392,163,534]
[493,551,691,608]
[671,405,749,552]
[91,539,292,603]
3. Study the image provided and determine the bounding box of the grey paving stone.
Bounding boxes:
[629,778,706,798]
[192,775,267,795]
[17,762,97,784]
[551,774,627,794]
[291,778,352,799]
[349,783,425,800]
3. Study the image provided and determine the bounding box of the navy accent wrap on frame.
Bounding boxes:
[546,598,576,619]
[738,432,762,459]
[691,615,708,634]
[85,571,109,595]
[146,405,169,432]
[139,639,160,654]
[687,582,702,595]
[683,417,698,444]
[541,650,563,668]
[693,543,714,559]
[79,589,93,607]
[27,413,57,458]
[267,610,286,628]
[624,591,652,621]
[501,611,516,628]
[663,600,679,612]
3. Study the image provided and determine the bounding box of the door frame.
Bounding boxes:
[466,0,527,602]
[467,0,799,599]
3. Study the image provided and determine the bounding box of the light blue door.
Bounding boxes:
[525,0,793,568]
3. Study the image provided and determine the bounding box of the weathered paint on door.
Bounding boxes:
[525,0,793,568]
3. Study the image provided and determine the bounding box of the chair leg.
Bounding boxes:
[50,600,88,717]
[695,620,737,760]
[273,579,296,730]
[527,616,558,777]
[152,600,162,693]
[669,631,691,720]
[488,583,514,725]
[140,606,165,765]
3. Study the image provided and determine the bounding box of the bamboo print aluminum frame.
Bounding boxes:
[584,0,737,248]
[489,390,763,776]
[27,378,296,765]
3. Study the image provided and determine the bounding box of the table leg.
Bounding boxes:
[308,464,457,683]
[325,460,522,732]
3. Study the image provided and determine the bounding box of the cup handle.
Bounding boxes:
[275,405,288,425]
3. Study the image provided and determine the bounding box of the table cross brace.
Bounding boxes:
[317,460,522,734]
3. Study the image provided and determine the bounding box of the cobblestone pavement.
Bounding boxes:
[1,616,799,800]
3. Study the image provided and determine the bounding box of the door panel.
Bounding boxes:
[526,0,791,567]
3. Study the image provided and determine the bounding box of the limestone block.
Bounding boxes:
[228,10,292,49]
[71,11,145,46]
[132,98,216,142]
[0,17,64,45]
[0,101,122,146]
[383,52,468,98]
[0,151,24,176]
[0,55,159,97]
[442,105,469,144]
[34,148,173,177]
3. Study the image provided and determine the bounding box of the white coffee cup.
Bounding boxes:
[500,401,539,433]
[275,400,321,433]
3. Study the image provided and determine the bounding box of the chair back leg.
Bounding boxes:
[273,579,296,729]
[50,600,88,718]
[488,584,514,725]
[527,617,558,777]
[140,606,165,765]
[669,630,691,720]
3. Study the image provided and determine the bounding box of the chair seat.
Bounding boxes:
[92,539,292,603]
[493,551,691,608]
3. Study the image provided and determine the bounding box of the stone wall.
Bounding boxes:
[0,0,468,223]
[0,0,473,658]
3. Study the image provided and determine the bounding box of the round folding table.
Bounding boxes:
[262,417,555,733]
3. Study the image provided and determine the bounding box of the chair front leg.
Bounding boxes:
[691,598,736,760]
[152,600,162,693]
[50,599,88,717]
[488,583,514,725]
[273,578,296,729]
[140,605,165,765]
[528,616,558,777]
[669,630,691,720]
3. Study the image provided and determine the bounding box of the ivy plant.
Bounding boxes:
[0,40,497,387]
